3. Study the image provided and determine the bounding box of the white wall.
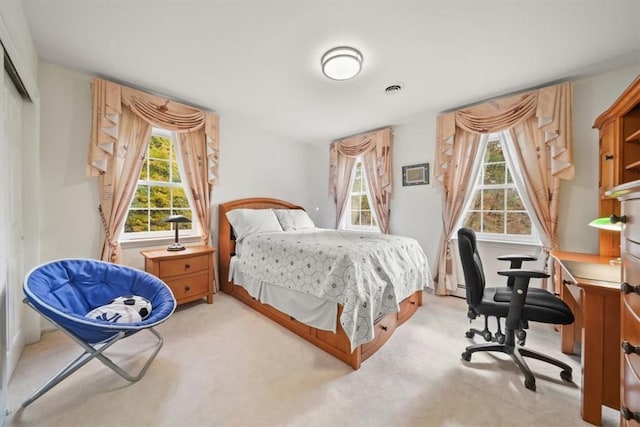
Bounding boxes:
[38,63,98,262]
[388,113,441,266]
[559,64,640,252]
[37,62,324,271]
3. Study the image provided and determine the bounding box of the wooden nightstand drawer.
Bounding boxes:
[164,271,210,303]
[159,254,209,278]
[141,245,215,306]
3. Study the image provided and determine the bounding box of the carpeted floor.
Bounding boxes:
[5,293,618,427]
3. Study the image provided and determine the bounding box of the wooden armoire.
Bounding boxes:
[594,74,640,257]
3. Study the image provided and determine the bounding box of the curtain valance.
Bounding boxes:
[87,78,220,185]
[435,81,574,186]
[329,127,392,198]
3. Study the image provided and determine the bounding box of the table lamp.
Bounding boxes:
[163,214,192,251]
[588,216,624,232]
[588,215,624,264]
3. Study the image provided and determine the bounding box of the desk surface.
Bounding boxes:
[551,251,621,288]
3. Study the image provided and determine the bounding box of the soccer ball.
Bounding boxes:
[109,295,153,320]
[86,304,142,323]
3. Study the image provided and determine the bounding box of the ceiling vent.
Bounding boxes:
[385,82,405,94]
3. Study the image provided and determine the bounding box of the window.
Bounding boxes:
[122,128,197,239]
[461,133,537,242]
[341,158,379,232]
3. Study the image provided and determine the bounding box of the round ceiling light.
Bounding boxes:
[321,46,363,81]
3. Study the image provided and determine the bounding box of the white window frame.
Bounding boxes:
[339,157,381,233]
[120,128,200,242]
[458,132,541,245]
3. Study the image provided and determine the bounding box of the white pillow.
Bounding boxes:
[274,209,315,231]
[226,209,283,241]
[86,303,142,323]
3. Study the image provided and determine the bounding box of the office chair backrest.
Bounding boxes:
[457,227,486,307]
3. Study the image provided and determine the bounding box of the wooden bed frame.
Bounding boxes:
[218,197,423,369]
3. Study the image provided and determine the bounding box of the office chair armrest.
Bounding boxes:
[497,256,539,288]
[497,254,538,269]
[497,269,548,279]
[498,269,550,333]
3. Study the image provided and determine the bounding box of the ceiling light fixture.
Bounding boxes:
[321,46,363,81]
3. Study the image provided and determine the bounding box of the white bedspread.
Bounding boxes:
[230,228,431,350]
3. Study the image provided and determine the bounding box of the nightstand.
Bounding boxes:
[141,245,215,305]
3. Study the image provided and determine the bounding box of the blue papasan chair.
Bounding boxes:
[21,258,176,408]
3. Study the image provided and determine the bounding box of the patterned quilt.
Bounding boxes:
[231,229,431,350]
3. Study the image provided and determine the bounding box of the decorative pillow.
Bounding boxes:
[225,208,283,241]
[274,209,315,231]
[109,295,153,320]
[86,303,142,323]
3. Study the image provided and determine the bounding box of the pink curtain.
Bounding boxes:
[178,125,217,246]
[88,78,220,262]
[329,127,392,233]
[433,82,574,295]
[97,107,152,262]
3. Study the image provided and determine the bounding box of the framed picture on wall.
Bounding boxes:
[402,163,429,186]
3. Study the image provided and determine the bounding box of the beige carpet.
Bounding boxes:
[5,293,618,427]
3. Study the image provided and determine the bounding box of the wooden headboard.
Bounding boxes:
[218,197,304,293]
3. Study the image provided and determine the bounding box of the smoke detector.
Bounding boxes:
[385,81,405,94]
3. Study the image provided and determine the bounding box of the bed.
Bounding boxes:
[218,197,430,369]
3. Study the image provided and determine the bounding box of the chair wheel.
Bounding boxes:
[524,378,536,391]
[516,330,527,341]
[560,370,572,382]
[482,331,492,341]
[465,330,474,339]
[495,333,505,344]
[461,351,471,361]
[517,339,525,346]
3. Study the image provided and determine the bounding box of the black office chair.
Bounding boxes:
[457,227,574,391]
[465,252,538,344]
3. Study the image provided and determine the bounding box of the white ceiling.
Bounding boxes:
[21,0,640,145]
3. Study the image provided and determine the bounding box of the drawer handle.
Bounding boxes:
[184,285,191,292]
[622,341,640,355]
[380,325,388,331]
[410,301,416,305]
[289,316,296,321]
[621,282,640,295]
[610,214,627,224]
[185,263,191,269]
[562,279,575,286]
[604,154,614,160]
[622,406,640,422]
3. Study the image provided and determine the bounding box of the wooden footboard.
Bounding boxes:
[218,197,423,369]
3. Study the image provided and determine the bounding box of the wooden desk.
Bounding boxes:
[551,251,621,426]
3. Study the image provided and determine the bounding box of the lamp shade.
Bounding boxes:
[321,46,363,81]
[588,217,623,231]
[163,214,192,224]
[163,214,192,251]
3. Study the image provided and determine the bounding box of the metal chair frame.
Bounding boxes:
[20,299,164,409]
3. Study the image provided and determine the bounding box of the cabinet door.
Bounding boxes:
[600,121,616,196]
